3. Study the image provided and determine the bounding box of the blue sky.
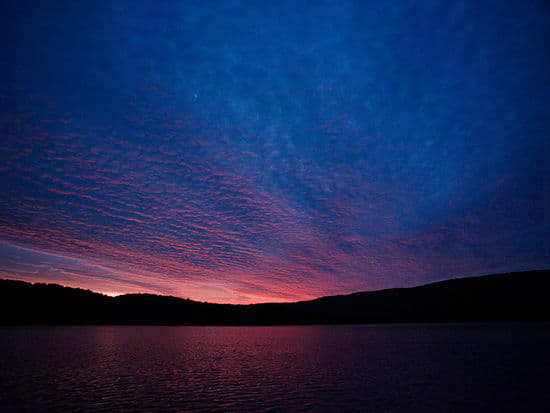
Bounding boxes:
[1,0,548,302]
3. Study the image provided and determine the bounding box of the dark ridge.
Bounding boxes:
[1,270,549,325]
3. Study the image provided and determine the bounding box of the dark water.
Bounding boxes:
[1,324,549,412]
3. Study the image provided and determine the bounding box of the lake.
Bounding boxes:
[1,324,549,412]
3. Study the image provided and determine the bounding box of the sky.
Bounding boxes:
[0,0,549,303]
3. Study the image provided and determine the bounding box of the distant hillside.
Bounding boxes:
[1,270,549,325]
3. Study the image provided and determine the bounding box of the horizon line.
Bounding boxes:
[2,268,547,306]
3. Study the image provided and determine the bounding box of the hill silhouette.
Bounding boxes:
[1,270,548,325]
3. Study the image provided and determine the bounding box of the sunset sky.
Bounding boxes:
[1,0,549,303]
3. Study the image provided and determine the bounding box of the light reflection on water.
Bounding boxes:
[1,324,549,412]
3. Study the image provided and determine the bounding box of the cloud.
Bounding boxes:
[0,0,549,303]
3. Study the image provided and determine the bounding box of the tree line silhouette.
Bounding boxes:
[1,270,548,325]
